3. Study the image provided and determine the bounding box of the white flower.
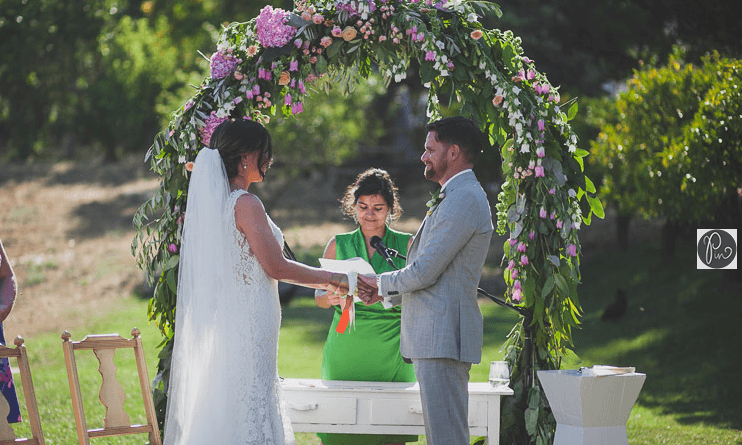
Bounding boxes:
[568,144,577,153]
[178,155,186,163]
[513,98,521,106]
[520,143,530,153]
[515,123,523,135]
[467,12,478,22]
[568,189,576,198]
[436,40,445,50]
[512,86,521,95]
[440,69,449,77]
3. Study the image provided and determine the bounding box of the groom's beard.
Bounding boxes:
[424,157,448,182]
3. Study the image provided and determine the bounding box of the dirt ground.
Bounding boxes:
[0,157,660,338]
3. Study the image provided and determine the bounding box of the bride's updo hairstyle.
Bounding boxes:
[209,119,273,180]
[341,168,403,223]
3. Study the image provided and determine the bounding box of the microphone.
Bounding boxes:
[370,236,399,269]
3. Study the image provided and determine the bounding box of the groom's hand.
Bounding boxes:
[357,274,381,305]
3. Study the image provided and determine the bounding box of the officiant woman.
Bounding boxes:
[314,168,416,445]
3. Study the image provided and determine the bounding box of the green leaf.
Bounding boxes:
[567,101,579,121]
[554,274,569,295]
[163,254,180,271]
[585,176,596,194]
[587,195,605,219]
[525,407,539,435]
[541,275,555,298]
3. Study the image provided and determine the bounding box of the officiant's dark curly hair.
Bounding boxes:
[210,119,273,180]
[340,168,402,223]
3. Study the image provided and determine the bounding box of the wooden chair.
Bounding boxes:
[0,336,45,444]
[61,328,162,445]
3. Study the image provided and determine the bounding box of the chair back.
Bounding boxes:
[61,328,162,445]
[0,336,45,445]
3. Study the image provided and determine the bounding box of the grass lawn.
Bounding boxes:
[5,240,741,444]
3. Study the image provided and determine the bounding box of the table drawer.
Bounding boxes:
[370,398,425,426]
[286,395,357,425]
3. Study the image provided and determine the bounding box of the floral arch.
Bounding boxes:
[133,0,603,442]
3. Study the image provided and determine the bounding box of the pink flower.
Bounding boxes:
[556,220,563,229]
[535,165,545,178]
[538,119,545,131]
[507,259,515,270]
[511,268,518,280]
[540,207,547,218]
[528,231,535,240]
[527,69,535,80]
[549,187,555,195]
[520,255,529,266]
[291,102,304,114]
[512,280,522,301]
[425,51,436,61]
[168,243,178,253]
[517,242,527,253]
[332,27,342,37]
[470,30,483,40]
[255,5,296,47]
[199,112,228,147]
[285,93,292,106]
[290,60,299,71]
[567,244,578,257]
[536,146,545,158]
[209,51,239,79]
[320,36,333,48]
[185,162,194,172]
[252,84,261,95]
[492,95,504,106]
[312,13,324,24]
[509,238,517,247]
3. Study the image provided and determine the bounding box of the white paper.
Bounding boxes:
[319,257,375,304]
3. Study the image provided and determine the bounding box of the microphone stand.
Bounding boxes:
[375,244,534,388]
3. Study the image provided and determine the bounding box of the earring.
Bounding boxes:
[243,164,247,169]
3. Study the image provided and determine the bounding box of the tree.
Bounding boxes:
[590,51,742,253]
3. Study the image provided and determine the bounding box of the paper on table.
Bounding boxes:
[581,365,636,377]
[319,257,375,304]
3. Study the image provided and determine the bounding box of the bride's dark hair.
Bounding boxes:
[209,119,273,180]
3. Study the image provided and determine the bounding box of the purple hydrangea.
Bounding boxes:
[199,112,228,147]
[210,51,239,79]
[255,6,296,48]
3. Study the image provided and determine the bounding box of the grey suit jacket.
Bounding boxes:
[379,170,493,364]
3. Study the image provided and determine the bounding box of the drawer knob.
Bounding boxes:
[288,402,319,411]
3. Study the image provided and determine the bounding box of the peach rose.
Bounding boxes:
[470,30,483,40]
[278,71,291,86]
[341,26,357,41]
[320,36,333,48]
[247,45,258,57]
[492,95,504,106]
[185,162,195,172]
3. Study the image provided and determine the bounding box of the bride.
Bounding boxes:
[163,119,350,444]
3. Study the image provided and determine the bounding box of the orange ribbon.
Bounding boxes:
[336,303,350,333]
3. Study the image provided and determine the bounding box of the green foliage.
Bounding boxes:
[590,51,742,224]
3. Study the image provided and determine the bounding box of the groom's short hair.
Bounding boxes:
[426,116,483,164]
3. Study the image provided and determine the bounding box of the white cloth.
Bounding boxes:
[163,148,294,445]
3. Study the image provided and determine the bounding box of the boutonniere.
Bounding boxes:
[426,189,446,216]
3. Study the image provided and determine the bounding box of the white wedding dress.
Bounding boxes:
[163,149,294,445]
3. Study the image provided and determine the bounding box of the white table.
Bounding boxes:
[281,378,513,444]
[537,370,646,445]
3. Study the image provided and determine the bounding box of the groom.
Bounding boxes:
[357,116,493,445]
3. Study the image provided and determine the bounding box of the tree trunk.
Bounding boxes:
[616,214,631,251]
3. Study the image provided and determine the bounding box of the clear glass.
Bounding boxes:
[489,361,510,388]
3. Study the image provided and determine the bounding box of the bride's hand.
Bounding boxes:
[326,290,345,306]
[328,273,349,296]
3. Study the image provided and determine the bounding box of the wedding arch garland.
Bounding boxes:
[132,0,603,442]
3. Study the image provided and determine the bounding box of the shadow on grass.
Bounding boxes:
[573,240,742,430]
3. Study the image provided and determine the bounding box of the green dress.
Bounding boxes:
[317,227,417,445]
